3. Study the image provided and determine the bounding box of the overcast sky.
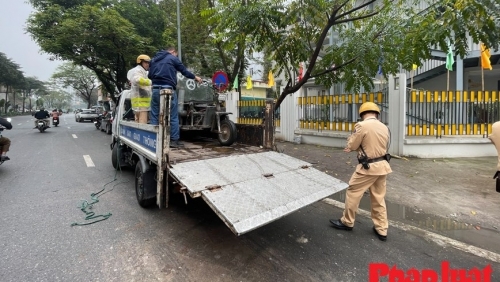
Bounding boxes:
[0,0,62,82]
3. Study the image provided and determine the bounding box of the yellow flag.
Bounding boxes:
[480,43,492,70]
[412,64,418,70]
[268,71,275,87]
[246,75,253,89]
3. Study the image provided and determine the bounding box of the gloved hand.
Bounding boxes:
[139,77,152,86]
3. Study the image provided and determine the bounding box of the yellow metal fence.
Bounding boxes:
[297,92,387,131]
[237,99,281,127]
[236,90,499,137]
[407,90,499,137]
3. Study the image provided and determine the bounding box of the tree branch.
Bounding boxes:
[333,0,377,21]
[335,11,380,25]
[331,0,351,20]
[310,58,357,78]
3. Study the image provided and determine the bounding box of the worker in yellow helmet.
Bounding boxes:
[127,54,152,123]
[330,102,392,241]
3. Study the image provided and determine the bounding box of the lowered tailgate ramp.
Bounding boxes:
[170,151,348,235]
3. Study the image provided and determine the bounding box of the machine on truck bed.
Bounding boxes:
[111,79,348,235]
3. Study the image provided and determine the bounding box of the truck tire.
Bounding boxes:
[112,144,119,169]
[218,119,237,146]
[135,161,156,208]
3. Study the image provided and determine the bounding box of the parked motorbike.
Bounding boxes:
[36,119,49,133]
[52,116,59,127]
[94,114,103,130]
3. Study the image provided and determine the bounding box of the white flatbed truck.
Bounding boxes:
[111,88,348,235]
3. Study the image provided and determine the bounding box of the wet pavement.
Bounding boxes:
[332,191,500,254]
[276,140,500,255]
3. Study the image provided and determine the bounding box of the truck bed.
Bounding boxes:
[119,120,267,165]
[168,138,267,164]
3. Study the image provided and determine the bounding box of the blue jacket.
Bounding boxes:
[148,50,195,89]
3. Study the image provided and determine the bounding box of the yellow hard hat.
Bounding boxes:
[358,102,380,116]
[136,54,151,64]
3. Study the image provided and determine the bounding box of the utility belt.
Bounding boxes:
[359,155,390,164]
[152,85,174,90]
[358,150,391,170]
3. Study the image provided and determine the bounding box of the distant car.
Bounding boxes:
[75,109,99,122]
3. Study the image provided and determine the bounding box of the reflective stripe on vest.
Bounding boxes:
[131,97,151,108]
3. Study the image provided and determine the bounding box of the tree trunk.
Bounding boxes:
[22,90,25,114]
[5,85,9,114]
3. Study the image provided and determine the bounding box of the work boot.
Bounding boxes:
[0,155,10,161]
[373,226,387,241]
[170,140,184,148]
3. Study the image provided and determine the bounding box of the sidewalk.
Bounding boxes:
[276,140,500,234]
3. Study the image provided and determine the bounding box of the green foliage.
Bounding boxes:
[52,62,99,109]
[0,52,25,88]
[203,0,500,109]
[22,76,47,101]
[36,98,44,107]
[27,0,167,98]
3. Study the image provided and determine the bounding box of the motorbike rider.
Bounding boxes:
[33,107,51,128]
[51,109,59,125]
[51,109,59,117]
[0,116,12,161]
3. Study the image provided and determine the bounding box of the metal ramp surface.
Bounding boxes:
[169,151,348,235]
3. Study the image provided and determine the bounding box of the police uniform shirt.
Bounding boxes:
[346,118,392,175]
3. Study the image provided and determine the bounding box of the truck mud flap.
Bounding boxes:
[169,151,348,235]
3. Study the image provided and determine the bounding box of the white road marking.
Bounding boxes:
[322,198,500,263]
[17,123,22,125]
[72,134,78,138]
[83,155,95,167]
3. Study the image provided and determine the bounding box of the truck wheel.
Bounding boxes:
[112,144,119,169]
[135,162,156,208]
[218,119,237,146]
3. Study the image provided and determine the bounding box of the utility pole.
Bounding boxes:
[176,0,182,61]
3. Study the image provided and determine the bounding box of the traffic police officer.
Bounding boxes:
[488,121,500,193]
[330,102,392,241]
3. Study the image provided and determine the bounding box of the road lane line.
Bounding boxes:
[72,134,77,138]
[83,155,95,167]
[322,198,500,263]
[18,123,22,125]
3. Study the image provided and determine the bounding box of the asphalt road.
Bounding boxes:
[0,114,498,282]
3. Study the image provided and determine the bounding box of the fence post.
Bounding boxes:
[275,86,299,142]
[388,74,407,156]
[226,91,239,123]
[264,99,275,149]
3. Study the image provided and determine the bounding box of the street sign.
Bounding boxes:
[212,71,229,91]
